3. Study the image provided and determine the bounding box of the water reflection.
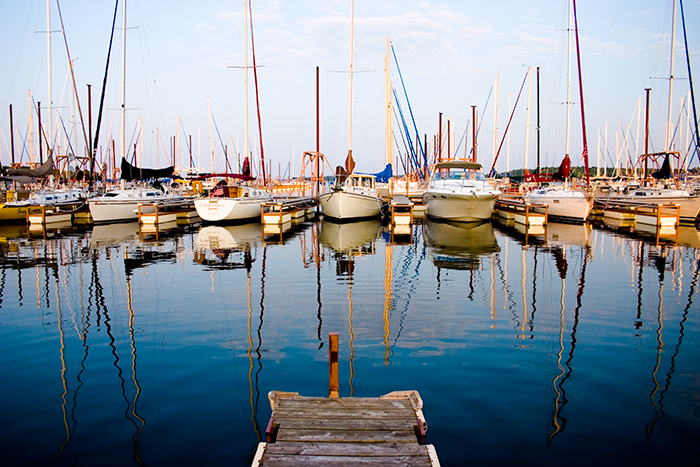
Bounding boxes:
[194,224,261,270]
[193,222,265,442]
[320,219,383,394]
[424,220,499,301]
[0,217,698,466]
[424,220,499,271]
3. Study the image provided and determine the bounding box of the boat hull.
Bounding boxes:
[318,190,383,221]
[0,204,28,222]
[596,195,700,224]
[527,192,593,223]
[89,199,157,223]
[423,192,497,222]
[194,197,268,222]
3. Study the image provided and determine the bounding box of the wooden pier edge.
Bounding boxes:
[252,389,440,467]
[250,333,441,466]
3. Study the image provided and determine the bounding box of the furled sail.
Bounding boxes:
[5,157,55,177]
[120,158,174,181]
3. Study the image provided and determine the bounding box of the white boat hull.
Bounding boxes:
[194,196,268,222]
[527,192,593,223]
[423,192,497,222]
[598,195,700,223]
[89,199,156,223]
[318,190,383,221]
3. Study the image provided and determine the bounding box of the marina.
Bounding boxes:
[1,215,698,466]
[1,0,700,464]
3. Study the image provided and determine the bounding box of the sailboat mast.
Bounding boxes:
[46,0,52,153]
[524,67,532,170]
[385,36,393,171]
[665,0,677,153]
[348,0,354,158]
[573,0,590,184]
[121,0,127,161]
[566,0,572,160]
[244,0,249,170]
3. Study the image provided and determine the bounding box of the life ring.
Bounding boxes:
[192,180,203,195]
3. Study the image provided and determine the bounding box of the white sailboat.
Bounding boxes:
[594,0,700,224]
[318,0,385,222]
[525,0,593,223]
[193,0,272,223]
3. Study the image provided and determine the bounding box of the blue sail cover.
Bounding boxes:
[370,163,393,183]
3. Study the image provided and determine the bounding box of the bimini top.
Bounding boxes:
[433,160,482,171]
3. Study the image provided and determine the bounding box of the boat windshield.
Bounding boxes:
[433,170,485,181]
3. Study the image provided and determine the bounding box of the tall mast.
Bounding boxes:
[524,67,532,170]
[348,0,354,158]
[535,67,540,173]
[385,36,393,170]
[493,73,500,167]
[46,0,52,154]
[208,96,214,171]
[665,0,677,152]
[121,0,126,160]
[566,0,572,160]
[244,0,249,169]
[573,0,590,183]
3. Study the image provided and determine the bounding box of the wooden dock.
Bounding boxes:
[496,198,547,226]
[262,197,318,225]
[252,333,440,466]
[253,391,439,466]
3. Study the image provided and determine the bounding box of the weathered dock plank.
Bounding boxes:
[257,454,434,466]
[253,390,440,466]
[262,441,430,457]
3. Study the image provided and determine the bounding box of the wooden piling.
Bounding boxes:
[329,332,339,399]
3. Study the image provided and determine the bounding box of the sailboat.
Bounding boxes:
[89,0,188,224]
[595,0,700,224]
[525,0,593,224]
[193,0,272,223]
[318,0,386,222]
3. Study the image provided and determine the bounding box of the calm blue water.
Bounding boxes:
[1,217,698,466]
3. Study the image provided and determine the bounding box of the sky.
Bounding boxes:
[1,0,699,179]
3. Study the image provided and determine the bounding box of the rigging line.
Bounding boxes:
[56,0,89,156]
[467,86,493,159]
[453,119,469,159]
[1,0,34,121]
[392,88,422,176]
[679,0,700,168]
[391,44,425,166]
[210,111,233,172]
[490,70,529,175]
[93,0,120,172]
[58,115,76,159]
[177,118,195,167]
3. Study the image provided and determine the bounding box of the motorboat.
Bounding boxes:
[422,160,500,222]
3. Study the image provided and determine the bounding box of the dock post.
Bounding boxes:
[329,332,339,398]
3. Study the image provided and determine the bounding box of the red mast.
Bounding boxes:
[249,0,266,185]
[573,0,590,185]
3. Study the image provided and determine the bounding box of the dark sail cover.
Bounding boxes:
[6,157,54,177]
[652,154,672,179]
[121,158,174,181]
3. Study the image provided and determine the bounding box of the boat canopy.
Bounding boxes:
[433,160,482,171]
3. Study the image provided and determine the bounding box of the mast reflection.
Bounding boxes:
[320,219,383,396]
